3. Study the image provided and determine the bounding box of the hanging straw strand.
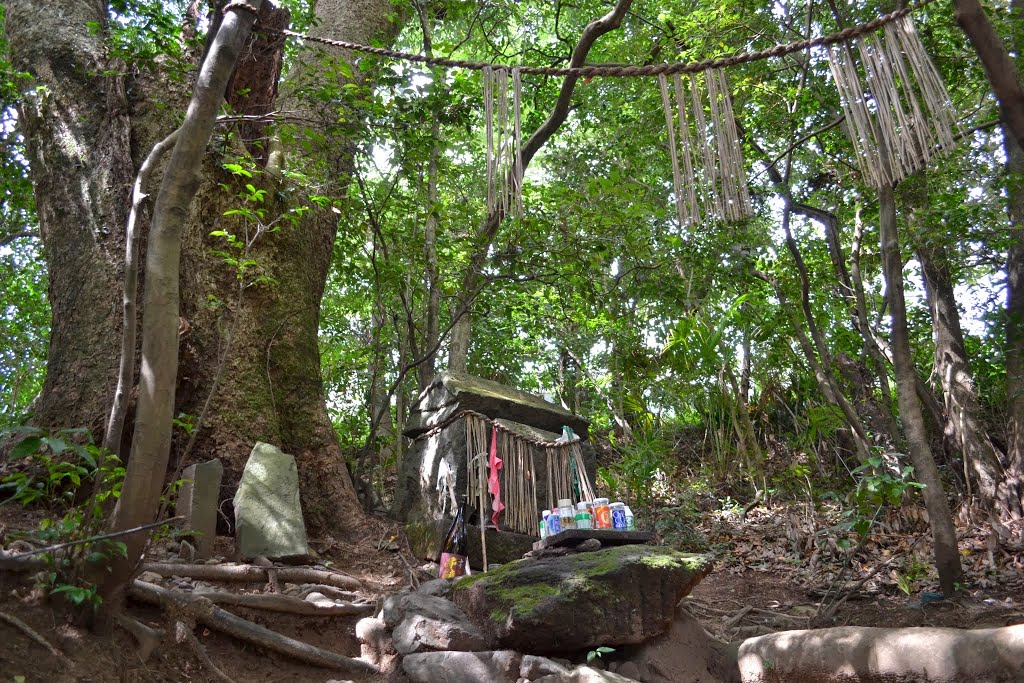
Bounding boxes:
[673,74,700,226]
[658,74,687,229]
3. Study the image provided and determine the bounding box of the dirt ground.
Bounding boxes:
[2,505,1022,682]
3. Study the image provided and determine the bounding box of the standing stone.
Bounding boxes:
[176,459,223,560]
[233,442,309,560]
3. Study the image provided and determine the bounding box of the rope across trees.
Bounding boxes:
[223,0,936,79]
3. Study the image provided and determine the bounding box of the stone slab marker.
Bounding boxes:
[233,442,310,560]
[176,458,223,560]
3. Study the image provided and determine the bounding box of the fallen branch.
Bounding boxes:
[723,605,753,630]
[815,534,925,624]
[129,581,378,674]
[195,590,374,616]
[14,517,184,559]
[139,563,362,590]
[0,610,71,663]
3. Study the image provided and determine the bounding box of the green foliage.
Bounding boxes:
[835,455,924,544]
[0,427,106,508]
[605,429,672,509]
[586,646,615,664]
[892,555,929,596]
[1,427,126,610]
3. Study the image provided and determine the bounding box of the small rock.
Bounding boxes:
[520,655,570,679]
[355,617,394,667]
[204,557,221,565]
[417,579,454,598]
[576,539,602,552]
[533,666,639,683]
[178,540,196,563]
[382,592,468,629]
[402,650,522,683]
[137,571,163,584]
[392,611,489,654]
[616,662,640,680]
[386,542,401,552]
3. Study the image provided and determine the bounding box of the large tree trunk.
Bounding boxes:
[5,0,134,439]
[1003,124,1024,520]
[878,182,962,596]
[918,241,1016,518]
[1001,0,1024,522]
[6,0,399,536]
[108,0,264,590]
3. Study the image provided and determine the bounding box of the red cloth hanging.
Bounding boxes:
[488,423,504,528]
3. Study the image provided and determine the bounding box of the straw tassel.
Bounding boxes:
[826,15,959,187]
[483,67,524,217]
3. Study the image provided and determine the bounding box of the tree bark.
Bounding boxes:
[953,0,1024,152]
[106,0,264,592]
[1001,0,1024,521]
[781,204,872,462]
[917,241,1014,517]
[878,182,962,596]
[5,0,135,438]
[1002,123,1024,520]
[6,0,403,541]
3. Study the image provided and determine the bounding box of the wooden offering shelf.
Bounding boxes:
[532,528,654,551]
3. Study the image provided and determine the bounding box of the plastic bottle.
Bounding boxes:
[540,511,549,539]
[624,505,635,531]
[593,498,612,529]
[574,502,593,529]
[610,502,627,530]
[558,498,576,531]
[547,506,562,536]
[437,497,469,579]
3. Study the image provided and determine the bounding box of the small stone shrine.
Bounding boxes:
[395,372,596,565]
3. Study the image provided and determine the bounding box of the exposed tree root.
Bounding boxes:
[0,610,71,663]
[736,623,1024,683]
[140,563,362,590]
[194,589,375,616]
[0,551,46,572]
[285,584,362,602]
[129,580,378,674]
[114,613,164,662]
[176,620,238,683]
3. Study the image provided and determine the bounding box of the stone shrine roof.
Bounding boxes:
[403,371,590,439]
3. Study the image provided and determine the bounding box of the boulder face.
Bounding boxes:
[450,546,712,654]
[233,442,309,560]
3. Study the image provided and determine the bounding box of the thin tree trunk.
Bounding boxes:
[106,0,262,594]
[415,0,441,390]
[781,205,873,461]
[849,208,902,442]
[878,181,962,596]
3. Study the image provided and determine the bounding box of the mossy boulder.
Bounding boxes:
[450,546,712,654]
